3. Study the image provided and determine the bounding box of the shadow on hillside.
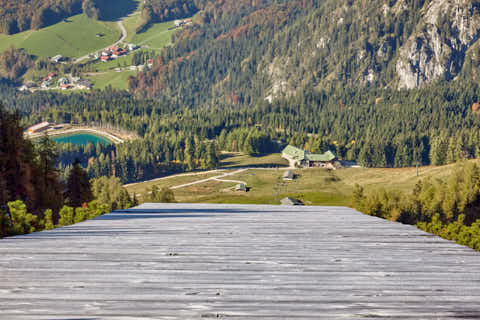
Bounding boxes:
[97,0,139,21]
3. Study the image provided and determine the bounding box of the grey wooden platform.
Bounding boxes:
[0,203,479,319]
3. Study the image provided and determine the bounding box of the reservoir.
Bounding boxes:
[51,132,112,146]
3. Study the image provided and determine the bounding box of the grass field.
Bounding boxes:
[170,168,352,206]
[88,55,135,72]
[87,70,137,90]
[125,153,480,207]
[123,14,144,44]
[131,20,176,49]
[125,171,224,196]
[0,14,121,59]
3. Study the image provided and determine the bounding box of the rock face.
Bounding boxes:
[397,0,480,89]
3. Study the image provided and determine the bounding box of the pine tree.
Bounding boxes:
[65,160,93,208]
[0,103,38,210]
[36,133,63,212]
[206,143,218,168]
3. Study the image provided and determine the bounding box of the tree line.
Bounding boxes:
[0,0,82,34]
[353,162,480,251]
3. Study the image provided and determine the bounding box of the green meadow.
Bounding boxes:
[0,14,121,59]
[131,20,176,49]
[125,153,480,207]
[87,70,137,90]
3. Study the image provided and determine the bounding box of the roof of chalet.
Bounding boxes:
[1,203,479,318]
[307,150,337,162]
[282,145,337,162]
[282,145,306,161]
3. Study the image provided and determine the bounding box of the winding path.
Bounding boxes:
[170,169,248,190]
[74,17,129,63]
[124,169,226,188]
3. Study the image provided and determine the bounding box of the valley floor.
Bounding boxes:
[126,153,479,206]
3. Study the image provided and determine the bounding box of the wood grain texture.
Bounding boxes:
[0,203,479,319]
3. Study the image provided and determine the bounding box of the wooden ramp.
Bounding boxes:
[0,203,479,319]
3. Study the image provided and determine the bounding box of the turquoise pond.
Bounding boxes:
[51,133,112,146]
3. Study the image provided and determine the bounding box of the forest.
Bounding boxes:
[0,0,82,34]
[3,79,480,182]
[0,47,34,82]
[137,0,204,33]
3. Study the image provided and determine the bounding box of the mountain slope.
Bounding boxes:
[128,0,480,107]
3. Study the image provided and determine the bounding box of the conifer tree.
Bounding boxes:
[65,160,93,208]
[36,133,63,212]
[0,103,37,210]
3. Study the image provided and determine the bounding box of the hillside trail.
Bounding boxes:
[170,169,248,190]
[124,169,226,188]
[134,169,249,197]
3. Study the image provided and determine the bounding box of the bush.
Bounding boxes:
[8,200,38,235]
[58,206,74,226]
[43,209,54,230]
[74,207,89,223]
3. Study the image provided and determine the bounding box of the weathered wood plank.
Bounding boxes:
[0,203,479,319]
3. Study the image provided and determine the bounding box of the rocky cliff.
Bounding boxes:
[397,0,480,88]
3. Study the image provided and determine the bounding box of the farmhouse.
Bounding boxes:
[127,44,138,51]
[50,55,63,63]
[282,145,337,168]
[58,77,69,86]
[27,122,50,134]
[77,79,92,89]
[41,81,50,89]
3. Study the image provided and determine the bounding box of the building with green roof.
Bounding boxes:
[282,145,337,168]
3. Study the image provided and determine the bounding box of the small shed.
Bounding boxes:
[235,183,247,192]
[50,55,63,63]
[281,197,303,206]
[283,170,295,181]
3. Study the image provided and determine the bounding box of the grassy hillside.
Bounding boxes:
[87,70,137,90]
[125,153,480,207]
[0,14,120,59]
[131,20,176,49]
